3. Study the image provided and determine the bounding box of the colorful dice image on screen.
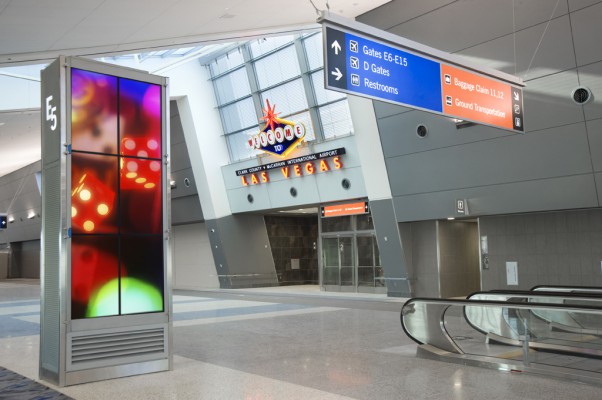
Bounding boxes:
[71,155,118,235]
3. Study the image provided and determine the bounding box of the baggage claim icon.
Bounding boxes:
[248,100,306,157]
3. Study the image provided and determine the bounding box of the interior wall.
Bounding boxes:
[264,215,318,285]
[0,161,42,245]
[399,221,439,297]
[206,214,278,288]
[480,209,602,290]
[438,220,480,297]
[170,62,231,220]
[169,100,204,225]
[0,252,8,279]
[9,239,40,278]
[371,199,411,297]
[172,222,219,290]
[222,135,367,214]
[357,1,602,222]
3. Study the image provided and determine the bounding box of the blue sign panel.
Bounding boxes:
[324,24,524,132]
[326,27,442,113]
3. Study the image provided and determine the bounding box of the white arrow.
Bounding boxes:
[331,40,341,55]
[331,68,343,81]
[513,91,520,101]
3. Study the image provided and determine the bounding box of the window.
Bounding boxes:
[319,100,353,139]
[311,71,345,105]
[260,79,307,117]
[255,46,300,89]
[208,32,354,163]
[303,34,323,71]
[221,98,257,134]
[214,67,250,104]
[210,49,245,76]
[250,35,295,58]
[227,127,263,161]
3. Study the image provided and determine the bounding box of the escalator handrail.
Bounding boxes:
[469,289,602,299]
[464,290,602,336]
[401,297,602,348]
[531,285,602,293]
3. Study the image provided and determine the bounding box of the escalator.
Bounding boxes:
[401,294,602,385]
[465,291,602,356]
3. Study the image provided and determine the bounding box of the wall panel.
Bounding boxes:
[172,223,218,290]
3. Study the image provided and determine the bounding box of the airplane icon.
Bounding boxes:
[513,91,520,101]
[350,57,359,69]
[349,40,358,53]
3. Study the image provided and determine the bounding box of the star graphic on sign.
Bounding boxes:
[261,99,280,132]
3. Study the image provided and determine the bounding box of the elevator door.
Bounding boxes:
[321,236,355,292]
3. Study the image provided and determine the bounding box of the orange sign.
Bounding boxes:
[321,201,368,218]
[441,65,523,131]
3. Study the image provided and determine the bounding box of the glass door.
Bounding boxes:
[339,236,355,291]
[321,236,355,291]
[322,237,340,287]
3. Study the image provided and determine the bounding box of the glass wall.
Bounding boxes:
[207,32,354,162]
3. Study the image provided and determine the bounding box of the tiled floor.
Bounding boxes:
[0,280,601,399]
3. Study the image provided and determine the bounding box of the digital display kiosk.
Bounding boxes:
[41,56,172,386]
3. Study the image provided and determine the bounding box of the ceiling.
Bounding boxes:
[4,0,598,179]
[0,0,389,66]
[0,0,391,178]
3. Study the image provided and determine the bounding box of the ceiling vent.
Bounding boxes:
[572,87,592,105]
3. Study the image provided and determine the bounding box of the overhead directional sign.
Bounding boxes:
[320,15,525,132]
[321,201,369,218]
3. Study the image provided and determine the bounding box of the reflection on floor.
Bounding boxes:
[0,280,601,399]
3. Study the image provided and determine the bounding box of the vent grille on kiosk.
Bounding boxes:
[68,327,167,371]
